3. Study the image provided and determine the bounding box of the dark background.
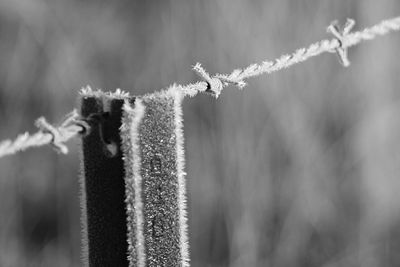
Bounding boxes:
[1,1,400,266]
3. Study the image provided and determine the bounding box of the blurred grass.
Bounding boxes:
[1,0,400,266]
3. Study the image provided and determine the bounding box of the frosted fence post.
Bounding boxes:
[80,90,129,266]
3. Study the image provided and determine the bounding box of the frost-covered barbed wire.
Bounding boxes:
[185,16,400,97]
[0,16,400,158]
[0,110,87,158]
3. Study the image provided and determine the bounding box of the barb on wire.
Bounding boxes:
[0,110,88,158]
[0,15,400,158]
[193,63,224,98]
[327,18,356,67]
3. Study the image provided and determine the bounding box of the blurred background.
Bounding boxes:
[1,0,400,266]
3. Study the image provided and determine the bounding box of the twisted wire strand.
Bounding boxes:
[0,110,86,158]
[0,16,400,158]
[187,16,400,97]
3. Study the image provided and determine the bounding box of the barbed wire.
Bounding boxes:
[185,16,400,97]
[0,16,399,159]
[0,110,87,158]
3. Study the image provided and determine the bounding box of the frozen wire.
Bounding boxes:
[0,15,400,158]
[188,16,400,97]
[0,110,87,158]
